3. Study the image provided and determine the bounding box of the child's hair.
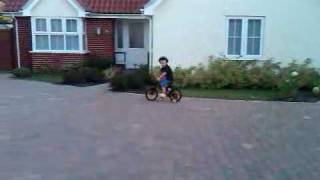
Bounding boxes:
[159,56,169,63]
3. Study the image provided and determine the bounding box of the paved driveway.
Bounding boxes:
[0,74,320,180]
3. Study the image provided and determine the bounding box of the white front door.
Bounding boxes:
[115,20,149,69]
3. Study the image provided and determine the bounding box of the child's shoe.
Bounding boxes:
[159,93,166,98]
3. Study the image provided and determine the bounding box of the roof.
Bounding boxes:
[3,0,150,14]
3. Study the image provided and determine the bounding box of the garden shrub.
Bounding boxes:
[63,67,106,84]
[174,66,195,88]
[277,72,300,98]
[12,67,32,78]
[103,68,116,81]
[280,59,320,90]
[110,65,154,91]
[82,67,106,83]
[83,56,112,70]
[63,68,86,84]
[246,60,281,89]
[110,73,129,91]
[169,58,319,94]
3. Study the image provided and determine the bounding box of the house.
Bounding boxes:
[3,0,151,70]
[3,0,320,71]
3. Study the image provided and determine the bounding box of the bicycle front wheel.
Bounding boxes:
[145,88,158,101]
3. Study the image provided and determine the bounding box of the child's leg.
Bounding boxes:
[162,87,167,95]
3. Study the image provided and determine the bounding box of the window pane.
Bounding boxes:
[66,35,79,50]
[248,20,261,37]
[36,19,47,32]
[117,21,123,48]
[50,35,64,50]
[35,35,49,50]
[229,19,242,37]
[66,19,77,32]
[51,19,62,32]
[129,22,144,48]
[247,38,261,55]
[247,19,262,55]
[228,37,242,55]
[228,19,242,55]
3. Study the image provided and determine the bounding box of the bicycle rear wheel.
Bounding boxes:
[145,88,158,101]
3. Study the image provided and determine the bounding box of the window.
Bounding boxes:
[247,20,262,55]
[66,19,77,32]
[51,19,62,32]
[35,19,47,32]
[35,35,49,50]
[32,18,84,52]
[227,17,264,58]
[116,21,123,49]
[129,22,145,48]
[228,19,242,55]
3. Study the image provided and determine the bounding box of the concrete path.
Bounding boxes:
[0,74,319,180]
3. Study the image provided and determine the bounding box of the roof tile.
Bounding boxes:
[3,0,150,14]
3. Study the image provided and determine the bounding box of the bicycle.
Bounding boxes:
[145,82,182,103]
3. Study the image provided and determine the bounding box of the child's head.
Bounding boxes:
[159,56,169,67]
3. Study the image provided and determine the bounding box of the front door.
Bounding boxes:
[115,20,149,69]
[0,28,14,70]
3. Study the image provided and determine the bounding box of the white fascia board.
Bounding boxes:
[21,0,86,17]
[143,0,163,15]
[86,13,149,19]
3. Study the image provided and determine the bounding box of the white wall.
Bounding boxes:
[30,0,79,17]
[152,0,320,67]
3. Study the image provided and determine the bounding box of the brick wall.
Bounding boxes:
[16,17,32,68]
[86,18,114,59]
[31,53,88,71]
[14,18,115,70]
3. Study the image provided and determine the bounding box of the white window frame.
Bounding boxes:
[226,16,265,60]
[31,17,85,53]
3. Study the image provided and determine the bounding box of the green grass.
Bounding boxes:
[28,73,64,84]
[182,88,278,101]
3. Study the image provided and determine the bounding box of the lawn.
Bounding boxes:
[182,88,278,101]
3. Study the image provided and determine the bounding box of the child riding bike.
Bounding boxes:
[157,56,174,98]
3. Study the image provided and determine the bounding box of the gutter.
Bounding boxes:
[147,16,154,71]
[86,12,149,19]
[2,11,23,16]
[14,17,21,68]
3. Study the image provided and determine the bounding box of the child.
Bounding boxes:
[158,57,173,98]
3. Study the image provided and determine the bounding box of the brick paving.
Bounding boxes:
[0,74,319,180]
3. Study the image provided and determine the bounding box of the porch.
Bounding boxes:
[112,18,151,69]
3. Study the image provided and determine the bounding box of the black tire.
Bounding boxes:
[145,88,158,101]
[169,89,182,103]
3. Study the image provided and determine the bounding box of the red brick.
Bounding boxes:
[31,53,88,71]
[16,17,32,68]
[85,18,114,59]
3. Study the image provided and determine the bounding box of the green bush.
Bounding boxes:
[110,73,129,91]
[83,56,112,70]
[63,68,86,84]
[82,67,106,83]
[246,60,281,89]
[110,65,154,91]
[63,67,106,84]
[277,74,300,98]
[280,59,320,90]
[103,68,116,80]
[12,67,32,78]
[169,58,319,94]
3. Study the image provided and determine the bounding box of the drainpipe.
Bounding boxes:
[147,16,154,72]
[14,17,21,68]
